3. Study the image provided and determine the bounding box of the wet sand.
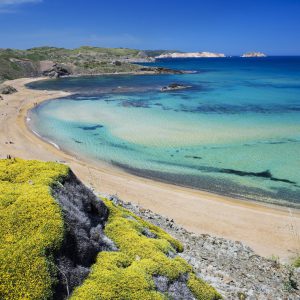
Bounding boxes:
[1,77,300,262]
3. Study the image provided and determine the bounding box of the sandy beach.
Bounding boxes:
[1,77,300,262]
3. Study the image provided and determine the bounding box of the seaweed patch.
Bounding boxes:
[78,125,104,131]
[221,169,296,184]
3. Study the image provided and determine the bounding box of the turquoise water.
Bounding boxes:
[28,57,300,207]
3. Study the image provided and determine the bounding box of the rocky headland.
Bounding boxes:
[0,47,184,81]
[155,52,226,59]
[241,52,267,57]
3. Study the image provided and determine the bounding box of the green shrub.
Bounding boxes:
[0,158,69,300]
[293,256,300,268]
[0,158,221,299]
[71,199,221,300]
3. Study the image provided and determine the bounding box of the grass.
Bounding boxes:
[0,158,69,300]
[70,199,222,300]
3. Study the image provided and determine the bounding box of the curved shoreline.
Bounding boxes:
[1,77,300,261]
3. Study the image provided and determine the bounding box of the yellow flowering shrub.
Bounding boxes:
[71,199,222,300]
[0,158,69,300]
[0,158,221,299]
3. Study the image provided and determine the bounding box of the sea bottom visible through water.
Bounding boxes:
[27,57,300,208]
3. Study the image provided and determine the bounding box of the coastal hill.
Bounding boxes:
[156,52,226,59]
[0,158,221,300]
[241,52,267,57]
[0,47,179,81]
[1,158,299,299]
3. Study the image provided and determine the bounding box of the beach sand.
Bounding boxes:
[1,77,300,262]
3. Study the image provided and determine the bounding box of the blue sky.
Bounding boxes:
[0,0,299,55]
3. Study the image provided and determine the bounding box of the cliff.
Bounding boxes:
[241,52,267,57]
[155,52,226,59]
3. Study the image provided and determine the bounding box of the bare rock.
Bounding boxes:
[42,63,71,78]
[0,84,17,95]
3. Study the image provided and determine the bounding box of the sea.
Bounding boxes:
[27,57,300,207]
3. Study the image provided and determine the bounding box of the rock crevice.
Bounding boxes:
[51,171,116,299]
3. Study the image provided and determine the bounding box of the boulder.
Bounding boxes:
[0,95,3,100]
[42,64,70,78]
[0,84,17,95]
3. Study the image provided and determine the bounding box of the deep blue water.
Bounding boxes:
[28,57,300,207]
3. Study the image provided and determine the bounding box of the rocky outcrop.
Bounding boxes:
[241,52,267,57]
[140,66,185,74]
[0,84,17,94]
[156,52,226,59]
[52,171,116,299]
[105,195,300,300]
[42,63,71,78]
[160,83,192,92]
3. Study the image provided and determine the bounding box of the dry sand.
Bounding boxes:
[1,77,300,262]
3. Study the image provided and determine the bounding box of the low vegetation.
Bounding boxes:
[0,158,221,299]
[0,158,69,300]
[0,46,154,80]
[71,199,221,300]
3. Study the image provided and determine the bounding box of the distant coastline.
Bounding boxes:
[155,51,226,59]
[241,51,267,57]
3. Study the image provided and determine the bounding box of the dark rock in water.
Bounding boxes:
[42,63,70,78]
[185,155,202,160]
[161,83,192,92]
[0,84,17,95]
[78,124,103,131]
[221,168,296,184]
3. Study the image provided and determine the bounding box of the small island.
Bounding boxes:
[156,52,226,59]
[241,52,267,57]
[160,83,192,92]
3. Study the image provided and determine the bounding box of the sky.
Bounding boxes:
[0,0,299,55]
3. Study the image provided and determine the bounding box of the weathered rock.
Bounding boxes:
[101,193,300,299]
[42,64,70,78]
[52,171,116,299]
[0,84,17,95]
[161,83,192,92]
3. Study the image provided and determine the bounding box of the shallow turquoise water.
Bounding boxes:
[28,57,300,207]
